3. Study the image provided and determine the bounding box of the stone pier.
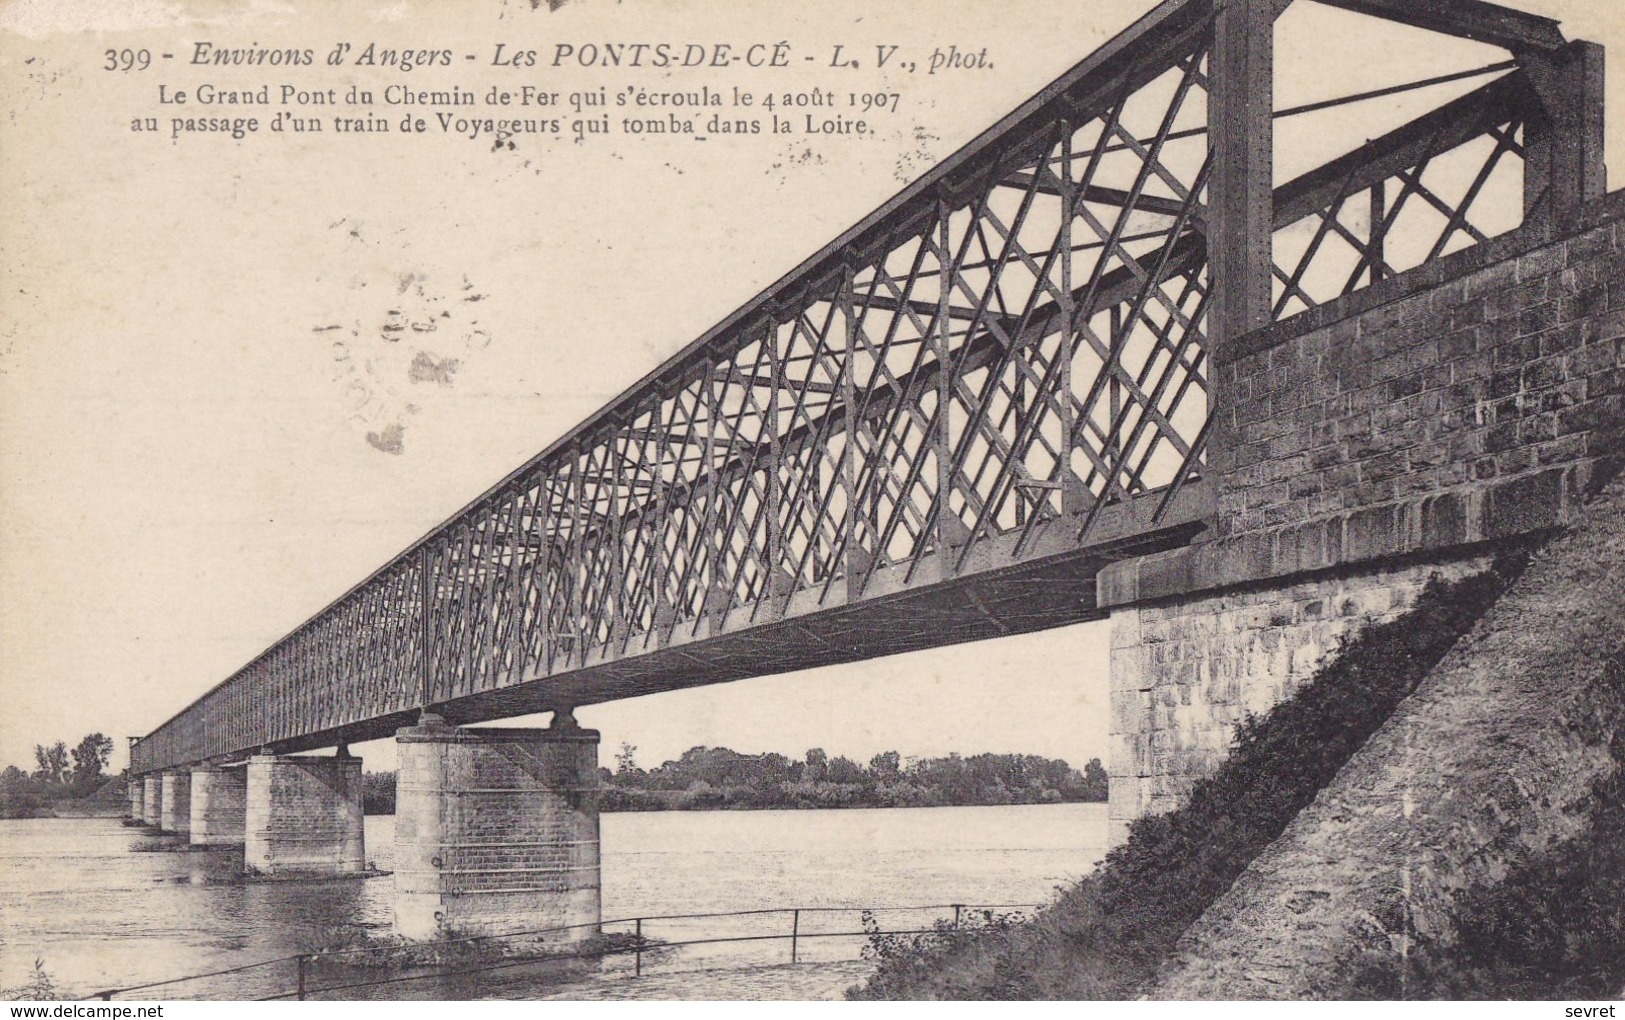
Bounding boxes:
[394,712,601,941]
[1103,556,1492,843]
[190,764,247,846]
[244,751,365,876]
[127,778,142,820]
[141,775,162,826]
[160,770,192,836]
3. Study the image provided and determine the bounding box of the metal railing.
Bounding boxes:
[89,901,1041,1001]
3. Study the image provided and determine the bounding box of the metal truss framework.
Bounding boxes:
[133,0,1601,774]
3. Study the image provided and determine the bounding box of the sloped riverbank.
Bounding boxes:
[853,472,1625,1000]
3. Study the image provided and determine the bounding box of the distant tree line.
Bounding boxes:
[601,745,1108,811]
[361,744,1107,815]
[1,733,116,818]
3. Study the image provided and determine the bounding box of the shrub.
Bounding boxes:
[361,771,395,815]
[2,960,57,1001]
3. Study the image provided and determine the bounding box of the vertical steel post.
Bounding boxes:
[1206,0,1274,490]
[418,544,432,709]
[1369,184,1388,285]
[765,319,786,603]
[840,265,862,599]
[1059,121,1081,517]
[296,955,307,1001]
[566,451,589,661]
[1522,41,1606,228]
[1207,0,1275,347]
[634,918,643,977]
[699,363,723,634]
[505,493,528,681]
[935,199,955,579]
[791,908,801,964]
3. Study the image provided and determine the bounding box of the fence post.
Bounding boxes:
[98,992,113,1002]
[296,955,307,1001]
[790,909,800,965]
[634,918,642,978]
[953,904,963,930]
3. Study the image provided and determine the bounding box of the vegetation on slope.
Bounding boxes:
[1333,633,1625,999]
[851,553,1527,1000]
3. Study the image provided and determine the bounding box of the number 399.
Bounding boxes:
[104,48,152,71]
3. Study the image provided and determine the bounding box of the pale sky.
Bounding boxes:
[3,0,1621,777]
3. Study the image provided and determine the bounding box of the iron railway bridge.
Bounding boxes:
[132,0,1600,774]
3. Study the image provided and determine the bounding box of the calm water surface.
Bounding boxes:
[0,804,1108,999]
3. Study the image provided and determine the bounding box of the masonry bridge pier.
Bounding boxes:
[128,0,1620,941]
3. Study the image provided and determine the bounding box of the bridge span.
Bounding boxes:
[127,0,1622,943]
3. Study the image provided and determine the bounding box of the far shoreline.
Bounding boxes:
[3,799,1109,822]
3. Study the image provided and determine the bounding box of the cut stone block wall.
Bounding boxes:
[394,716,601,941]
[142,776,162,826]
[190,765,246,846]
[1107,555,1492,843]
[244,754,365,876]
[1101,196,1625,610]
[160,771,191,835]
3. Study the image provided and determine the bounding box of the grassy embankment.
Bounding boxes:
[852,552,1531,1000]
[1330,601,1625,997]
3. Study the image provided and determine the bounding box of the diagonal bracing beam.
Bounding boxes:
[1306,0,1565,54]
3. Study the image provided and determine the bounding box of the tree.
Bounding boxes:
[361,770,396,815]
[614,742,641,775]
[1082,758,1109,801]
[870,750,902,780]
[803,747,828,782]
[1,765,46,819]
[826,755,864,784]
[33,742,69,786]
[70,733,115,790]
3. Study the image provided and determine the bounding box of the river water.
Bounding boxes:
[0,804,1109,1000]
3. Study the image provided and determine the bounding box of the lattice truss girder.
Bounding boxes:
[1272,78,1532,317]
[132,0,1569,773]
[469,39,1223,687]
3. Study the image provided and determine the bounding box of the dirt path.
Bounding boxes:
[535,960,875,1000]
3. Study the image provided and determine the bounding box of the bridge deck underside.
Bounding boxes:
[258,493,1206,757]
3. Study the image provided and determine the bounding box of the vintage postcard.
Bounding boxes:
[3,0,1623,1004]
